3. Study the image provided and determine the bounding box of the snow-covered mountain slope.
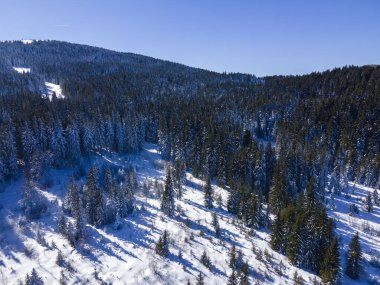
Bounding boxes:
[0,144,379,284]
[326,183,380,284]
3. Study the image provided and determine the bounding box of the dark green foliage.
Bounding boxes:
[346,232,362,280]
[196,272,204,285]
[212,212,221,237]
[161,169,175,217]
[271,178,336,275]
[155,230,169,257]
[204,177,213,209]
[25,268,44,285]
[200,250,212,270]
[320,237,341,285]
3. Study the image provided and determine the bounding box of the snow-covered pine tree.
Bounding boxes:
[161,169,175,217]
[203,177,213,209]
[227,271,237,285]
[21,122,35,165]
[113,118,124,154]
[95,190,106,227]
[65,123,81,164]
[25,268,44,285]
[211,212,221,237]
[85,165,100,225]
[4,117,17,179]
[104,118,114,151]
[155,230,169,257]
[246,194,257,229]
[364,192,373,213]
[173,149,186,199]
[200,250,212,270]
[81,122,94,156]
[50,119,66,167]
[116,182,127,218]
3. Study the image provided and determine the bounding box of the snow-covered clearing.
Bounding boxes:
[326,183,380,284]
[21,40,34,44]
[43,82,65,100]
[0,143,379,284]
[13,67,31,74]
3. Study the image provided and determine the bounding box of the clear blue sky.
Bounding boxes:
[1,0,379,76]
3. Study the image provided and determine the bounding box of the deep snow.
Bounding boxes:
[0,144,379,284]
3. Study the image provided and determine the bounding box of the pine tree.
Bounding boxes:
[204,177,213,209]
[95,190,106,227]
[58,214,68,236]
[56,249,65,266]
[0,149,4,183]
[50,119,66,167]
[161,169,175,217]
[346,232,362,280]
[196,272,204,285]
[155,230,169,257]
[4,117,18,179]
[81,122,94,155]
[22,122,35,165]
[270,212,285,253]
[320,237,340,285]
[85,165,100,225]
[238,262,249,285]
[246,194,258,228]
[364,192,373,213]
[227,187,240,215]
[59,270,67,285]
[212,212,221,237]
[229,245,237,269]
[200,250,212,270]
[269,165,288,214]
[227,271,238,285]
[25,268,44,285]
[65,123,81,164]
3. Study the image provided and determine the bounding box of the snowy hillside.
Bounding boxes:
[1,144,379,285]
[44,82,65,100]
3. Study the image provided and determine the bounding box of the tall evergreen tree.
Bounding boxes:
[161,169,175,217]
[155,230,169,257]
[320,237,340,285]
[25,268,44,285]
[204,177,213,209]
[364,192,373,213]
[196,272,204,285]
[346,232,362,280]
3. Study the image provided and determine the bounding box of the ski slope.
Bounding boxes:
[0,144,379,284]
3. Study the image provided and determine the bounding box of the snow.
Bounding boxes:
[326,183,380,284]
[21,39,34,44]
[0,144,379,284]
[13,67,31,74]
[43,82,65,100]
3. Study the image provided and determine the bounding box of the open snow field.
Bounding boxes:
[0,143,379,284]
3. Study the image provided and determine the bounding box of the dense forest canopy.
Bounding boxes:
[0,40,378,188]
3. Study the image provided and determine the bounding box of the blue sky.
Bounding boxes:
[1,0,379,76]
